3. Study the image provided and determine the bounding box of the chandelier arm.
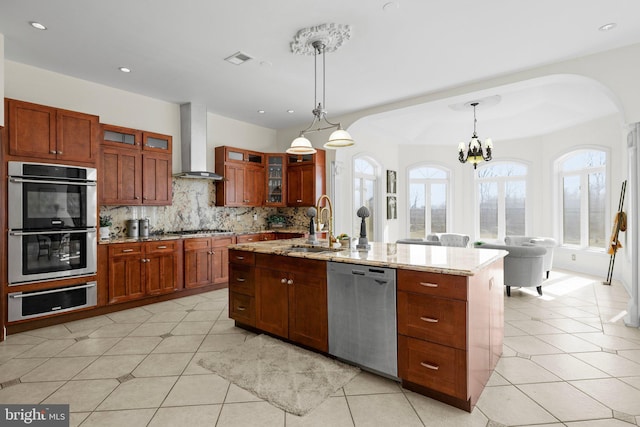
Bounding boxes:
[300,114,321,135]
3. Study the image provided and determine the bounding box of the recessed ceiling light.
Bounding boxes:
[287,110,294,114]
[599,23,617,31]
[258,110,265,114]
[118,67,131,73]
[29,21,47,30]
[260,61,273,68]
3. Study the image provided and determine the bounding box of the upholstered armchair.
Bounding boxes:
[438,233,470,247]
[505,236,557,278]
[475,242,547,296]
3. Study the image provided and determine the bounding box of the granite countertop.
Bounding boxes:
[229,238,507,276]
[99,228,308,244]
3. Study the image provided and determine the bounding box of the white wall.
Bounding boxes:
[4,60,278,173]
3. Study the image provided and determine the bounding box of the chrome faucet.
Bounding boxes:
[315,194,335,245]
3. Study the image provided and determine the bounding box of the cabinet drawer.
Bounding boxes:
[236,234,260,244]
[184,238,211,251]
[229,250,255,265]
[146,241,177,254]
[398,292,467,349]
[213,236,234,247]
[229,264,254,296]
[398,269,467,300]
[229,292,255,326]
[398,335,467,400]
[109,243,143,256]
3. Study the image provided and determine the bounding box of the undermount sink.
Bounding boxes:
[288,246,332,253]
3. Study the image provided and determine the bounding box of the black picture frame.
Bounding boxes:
[387,196,397,219]
[386,170,397,194]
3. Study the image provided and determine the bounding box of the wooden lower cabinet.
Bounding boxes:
[396,258,504,412]
[184,236,234,289]
[228,250,328,352]
[107,241,179,304]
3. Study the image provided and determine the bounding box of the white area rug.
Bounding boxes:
[198,334,359,416]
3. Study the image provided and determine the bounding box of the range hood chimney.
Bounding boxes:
[175,103,223,180]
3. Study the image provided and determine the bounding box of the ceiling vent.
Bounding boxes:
[224,51,253,65]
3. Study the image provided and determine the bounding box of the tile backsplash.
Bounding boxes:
[99,178,310,238]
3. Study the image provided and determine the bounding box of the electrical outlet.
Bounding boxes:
[253,213,258,221]
[571,254,576,261]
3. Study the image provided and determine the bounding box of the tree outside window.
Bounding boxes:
[408,165,449,238]
[476,162,527,241]
[558,150,607,249]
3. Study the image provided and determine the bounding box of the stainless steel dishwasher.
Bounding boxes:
[327,261,397,378]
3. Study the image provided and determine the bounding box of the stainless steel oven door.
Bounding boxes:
[8,162,97,230]
[8,229,97,285]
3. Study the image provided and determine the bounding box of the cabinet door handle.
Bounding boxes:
[281,278,287,284]
[135,196,140,200]
[157,245,167,249]
[141,259,146,263]
[236,256,244,260]
[420,362,439,370]
[236,277,246,282]
[57,151,63,154]
[420,317,439,323]
[297,199,302,203]
[143,197,148,200]
[287,279,294,285]
[419,282,438,288]
[122,249,134,253]
[50,150,57,154]
[237,306,246,311]
[243,199,250,203]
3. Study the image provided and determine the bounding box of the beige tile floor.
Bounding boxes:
[1,269,640,426]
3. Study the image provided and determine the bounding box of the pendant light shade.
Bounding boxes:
[324,128,355,149]
[286,135,317,155]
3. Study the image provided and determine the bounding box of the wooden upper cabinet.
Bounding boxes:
[142,152,172,205]
[287,149,325,207]
[142,131,172,153]
[265,154,286,207]
[215,146,265,207]
[7,98,98,165]
[99,123,172,206]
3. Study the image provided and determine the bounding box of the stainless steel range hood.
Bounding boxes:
[174,103,223,180]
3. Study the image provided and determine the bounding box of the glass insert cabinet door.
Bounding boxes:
[266,155,285,206]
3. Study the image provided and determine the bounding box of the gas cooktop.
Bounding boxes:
[167,229,232,235]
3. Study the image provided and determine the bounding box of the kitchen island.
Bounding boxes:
[228,239,506,412]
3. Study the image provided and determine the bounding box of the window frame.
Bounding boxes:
[405,163,452,238]
[554,147,610,250]
[352,154,381,241]
[474,160,530,243]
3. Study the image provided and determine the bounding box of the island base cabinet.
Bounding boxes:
[255,267,289,338]
[398,335,467,400]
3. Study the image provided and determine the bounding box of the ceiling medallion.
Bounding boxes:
[290,23,352,55]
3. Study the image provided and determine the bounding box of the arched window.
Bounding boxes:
[476,162,528,241]
[557,149,607,248]
[407,165,449,238]
[353,156,379,241]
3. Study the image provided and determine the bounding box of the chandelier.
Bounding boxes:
[458,102,493,169]
[287,24,355,155]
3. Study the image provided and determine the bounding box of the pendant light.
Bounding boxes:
[458,102,493,169]
[287,24,355,154]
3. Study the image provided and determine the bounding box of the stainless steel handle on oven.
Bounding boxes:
[10,228,97,236]
[9,282,97,299]
[9,177,97,186]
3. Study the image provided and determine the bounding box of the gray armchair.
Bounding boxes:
[475,243,547,297]
[505,236,557,279]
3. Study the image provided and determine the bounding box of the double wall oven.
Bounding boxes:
[7,161,98,321]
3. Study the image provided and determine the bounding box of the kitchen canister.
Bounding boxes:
[139,218,150,238]
[127,219,139,238]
